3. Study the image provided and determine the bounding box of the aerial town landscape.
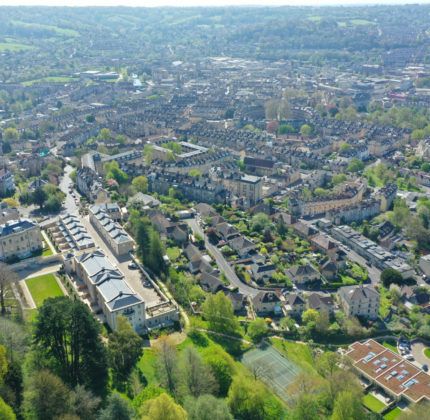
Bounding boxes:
[1,3,430,419]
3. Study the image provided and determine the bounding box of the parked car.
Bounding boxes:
[128,262,138,270]
[422,364,428,372]
[405,355,414,361]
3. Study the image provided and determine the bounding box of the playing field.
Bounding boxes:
[25,273,64,307]
[241,345,301,402]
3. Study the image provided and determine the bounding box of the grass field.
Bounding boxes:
[42,247,53,257]
[0,42,34,52]
[363,394,386,413]
[424,348,430,358]
[12,20,79,37]
[384,407,402,420]
[351,19,376,26]
[26,273,64,307]
[270,337,315,372]
[242,345,301,402]
[22,76,77,86]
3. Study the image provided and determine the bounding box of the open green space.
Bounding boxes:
[363,393,386,413]
[424,347,430,359]
[11,20,79,37]
[351,19,376,26]
[270,337,315,372]
[0,42,34,52]
[22,76,78,86]
[25,273,64,307]
[383,407,402,420]
[382,339,398,354]
[42,247,54,257]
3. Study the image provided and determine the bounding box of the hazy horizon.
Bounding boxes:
[1,0,430,7]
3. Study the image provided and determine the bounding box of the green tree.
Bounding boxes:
[290,393,322,420]
[179,347,218,398]
[140,393,187,420]
[68,385,101,420]
[23,370,70,420]
[98,393,134,420]
[108,316,143,382]
[381,268,403,288]
[33,297,108,394]
[247,319,269,343]
[184,394,233,420]
[104,161,128,184]
[98,128,112,142]
[2,128,18,142]
[251,213,271,233]
[300,124,312,137]
[347,158,365,173]
[392,198,410,228]
[1,141,11,154]
[331,390,364,420]
[202,292,239,336]
[32,187,47,209]
[131,175,148,193]
[0,396,15,420]
[204,349,235,397]
[147,229,166,276]
[227,376,284,420]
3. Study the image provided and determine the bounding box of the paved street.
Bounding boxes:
[60,164,79,215]
[186,217,259,297]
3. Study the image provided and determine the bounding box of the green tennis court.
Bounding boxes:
[241,345,301,402]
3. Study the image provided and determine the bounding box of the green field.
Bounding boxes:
[351,19,376,26]
[12,20,79,37]
[22,76,77,87]
[424,348,430,358]
[270,337,315,372]
[384,407,402,420]
[0,42,34,52]
[26,273,64,307]
[363,394,386,413]
[42,247,54,257]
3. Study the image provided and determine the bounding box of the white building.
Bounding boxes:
[338,285,380,319]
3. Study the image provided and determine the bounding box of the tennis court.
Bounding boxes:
[241,345,301,402]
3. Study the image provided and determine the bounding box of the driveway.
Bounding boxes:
[411,340,430,367]
[186,218,259,297]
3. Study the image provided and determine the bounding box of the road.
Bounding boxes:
[186,218,259,297]
[59,164,79,215]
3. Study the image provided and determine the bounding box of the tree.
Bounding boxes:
[131,175,148,193]
[33,297,108,394]
[302,308,319,330]
[155,335,179,395]
[392,198,410,228]
[1,198,18,208]
[98,128,112,142]
[179,347,218,398]
[23,370,70,420]
[290,393,322,420]
[204,349,235,397]
[140,393,186,420]
[227,376,284,420]
[251,213,271,233]
[68,385,101,420]
[98,393,134,420]
[381,268,403,288]
[202,292,239,336]
[108,316,143,382]
[147,229,166,276]
[184,394,233,420]
[400,401,430,420]
[1,141,11,154]
[347,158,365,173]
[2,128,18,142]
[331,390,364,420]
[300,124,312,137]
[104,161,128,184]
[0,264,18,316]
[32,187,47,209]
[247,318,269,343]
[0,396,15,420]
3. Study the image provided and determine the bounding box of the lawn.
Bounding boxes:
[25,273,64,307]
[0,42,34,52]
[424,348,430,359]
[363,394,386,413]
[42,247,53,257]
[384,407,402,420]
[350,19,376,26]
[11,20,79,37]
[270,338,315,372]
[137,348,158,386]
[22,76,78,87]
[382,339,398,354]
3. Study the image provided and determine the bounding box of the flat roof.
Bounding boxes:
[347,340,430,403]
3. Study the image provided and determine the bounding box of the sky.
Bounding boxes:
[1,0,430,6]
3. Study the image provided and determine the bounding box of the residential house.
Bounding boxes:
[338,285,380,319]
[287,264,320,285]
[228,235,256,258]
[0,169,15,197]
[252,291,281,315]
[199,271,225,293]
[284,293,306,318]
[320,260,338,281]
[250,261,276,282]
[307,293,335,316]
[224,291,246,312]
